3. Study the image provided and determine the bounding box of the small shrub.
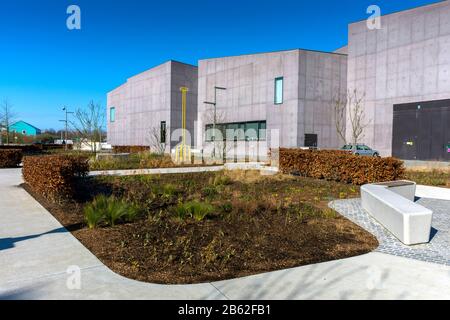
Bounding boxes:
[84,195,140,228]
[279,148,405,185]
[0,149,23,168]
[174,201,214,221]
[112,146,150,153]
[84,196,108,229]
[220,202,233,213]
[211,174,232,186]
[22,155,89,201]
[202,185,218,197]
[175,202,191,220]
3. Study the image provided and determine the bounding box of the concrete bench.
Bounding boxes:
[361,181,433,245]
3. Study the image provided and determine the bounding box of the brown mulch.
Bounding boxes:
[22,175,378,285]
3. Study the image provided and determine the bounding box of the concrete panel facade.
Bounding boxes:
[107,61,197,150]
[347,0,450,156]
[197,49,347,155]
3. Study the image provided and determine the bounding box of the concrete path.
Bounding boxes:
[90,162,278,177]
[1,168,450,300]
[416,185,450,201]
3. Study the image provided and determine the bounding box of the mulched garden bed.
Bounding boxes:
[23,171,378,284]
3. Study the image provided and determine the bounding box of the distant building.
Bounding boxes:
[107,60,198,152]
[10,121,42,136]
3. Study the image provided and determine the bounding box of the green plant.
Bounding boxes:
[220,202,233,213]
[211,174,232,186]
[202,185,218,197]
[174,200,214,221]
[84,195,108,229]
[84,195,140,228]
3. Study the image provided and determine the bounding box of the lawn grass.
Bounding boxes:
[404,170,450,187]
[24,170,378,284]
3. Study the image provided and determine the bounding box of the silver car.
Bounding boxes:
[341,144,380,157]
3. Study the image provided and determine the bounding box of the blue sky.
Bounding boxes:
[0,0,441,130]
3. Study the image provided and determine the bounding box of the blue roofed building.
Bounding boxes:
[10,121,42,136]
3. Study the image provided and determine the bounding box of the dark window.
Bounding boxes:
[160,121,166,144]
[205,121,267,142]
[304,134,318,148]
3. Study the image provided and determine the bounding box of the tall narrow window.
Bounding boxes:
[274,77,284,105]
[110,107,116,123]
[160,121,166,144]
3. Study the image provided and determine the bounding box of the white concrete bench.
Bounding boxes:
[361,181,433,245]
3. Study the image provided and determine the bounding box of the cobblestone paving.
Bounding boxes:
[330,198,450,266]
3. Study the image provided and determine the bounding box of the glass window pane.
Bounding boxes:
[110,107,116,122]
[275,77,283,104]
[259,121,267,141]
[205,125,213,142]
[225,124,238,141]
[245,122,259,141]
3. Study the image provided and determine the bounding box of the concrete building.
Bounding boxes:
[107,60,198,151]
[347,0,450,161]
[107,1,450,162]
[197,49,348,159]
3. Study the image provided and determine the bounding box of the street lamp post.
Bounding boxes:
[204,86,227,158]
[59,106,74,150]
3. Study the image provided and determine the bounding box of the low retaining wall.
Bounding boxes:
[90,163,279,177]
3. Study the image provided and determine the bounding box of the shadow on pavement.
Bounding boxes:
[0,227,75,251]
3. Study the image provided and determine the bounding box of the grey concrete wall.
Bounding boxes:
[169,61,198,148]
[107,61,198,151]
[347,0,450,156]
[197,49,347,154]
[197,50,300,150]
[298,50,348,149]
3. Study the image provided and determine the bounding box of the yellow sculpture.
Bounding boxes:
[175,87,191,163]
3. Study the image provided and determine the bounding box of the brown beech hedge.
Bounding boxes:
[23,155,89,201]
[0,149,23,168]
[113,146,150,154]
[279,148,405,185]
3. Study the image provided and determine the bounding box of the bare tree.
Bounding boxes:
[0,99,17,144]
[70,101,105,153]
[202,107,231,160]
[333,89,371,146]
[333,93,347,145]
[147,126,167,155]
[347,89,370,145]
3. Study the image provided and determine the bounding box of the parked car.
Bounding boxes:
[341,144,380,157]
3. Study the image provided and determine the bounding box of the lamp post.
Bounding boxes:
[59,107,74,150]
[204,86,227,158]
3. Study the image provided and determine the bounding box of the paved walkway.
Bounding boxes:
[331,197,450,265]
[1,168,450,300]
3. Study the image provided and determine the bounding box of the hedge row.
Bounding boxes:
[0,144,42,154]
[0,149,23,168]
[279,148,405,185]
[113,146,150,154]
[22,155,89,201]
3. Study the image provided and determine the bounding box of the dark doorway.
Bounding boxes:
[305,134,318,148]
[392,99,450,161]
